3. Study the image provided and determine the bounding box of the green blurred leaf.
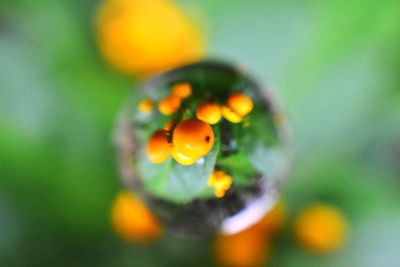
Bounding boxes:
[217,152,255,186]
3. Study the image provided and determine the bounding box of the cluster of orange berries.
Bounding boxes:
[146,118,214,166]
[143,83,212,165]
[195,92,254,124]
[138,82,192,115]
[208,170,233,198]
[138,83,254,124]
[142,83,254,166]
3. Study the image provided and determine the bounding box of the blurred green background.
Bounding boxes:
[1,0,400,266]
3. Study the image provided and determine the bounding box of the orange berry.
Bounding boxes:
[172,119,214,158]
[158,95,181,115]
[221,105,242,123]
[138,98,154,113]
[196,102,222,125]
[208,171,232,198]
[146,130,172,163]
[171,149,198,166]
[96,0,204,77]
[295,204,348,253]
[214,230,270,267]
[171,82,192,99]
[111,191,163,243]
[227,92,254,117]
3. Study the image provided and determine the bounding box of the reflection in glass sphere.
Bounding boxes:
[114,61,292,237]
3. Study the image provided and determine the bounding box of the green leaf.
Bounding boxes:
[232,108,287,183]
[217,152,256,186]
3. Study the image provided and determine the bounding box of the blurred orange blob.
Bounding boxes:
[214,201,285,267]
[171,83,192,99]
[158,95,181,115]
[214,230,270,267]
[295,204,348,253]
[96,0,204,77]
[111,191,163,243]
[138,98,154,113]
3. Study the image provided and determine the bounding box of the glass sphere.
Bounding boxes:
[114,61,292,237]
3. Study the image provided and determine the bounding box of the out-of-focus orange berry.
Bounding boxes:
[214,230,270,267]
[208,171,232,198]
[172,119,214,159]
[111,191,163,243]
[138,98,154,113]
[196,102,222,125]
[227,92,254,117]
[158,95,181,115]
[221,105,242,123]
[295,204,348,253]
[171,83,192,99]
[96,0,204,77]
[146,130,172,163]
[171,149,198,166]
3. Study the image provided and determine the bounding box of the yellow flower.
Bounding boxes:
[96,0,204,77]
[295,204,348,253]
[111,191,163,243]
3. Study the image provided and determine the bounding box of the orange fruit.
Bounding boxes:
[96,0,204,77]
[146,130,172,163]
[227,92,254,117]
[295,204,348,253]
[171,83,192,99]
[158,95,181,115]
[111,191,163,243]
[221,105,242,123]
[196,102,222,125]
[172,119,214,158]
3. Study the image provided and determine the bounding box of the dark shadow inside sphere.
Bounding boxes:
[114,60,292,238]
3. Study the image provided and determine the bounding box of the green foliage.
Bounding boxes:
[1,0,400,266]
[217,152,256,186]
